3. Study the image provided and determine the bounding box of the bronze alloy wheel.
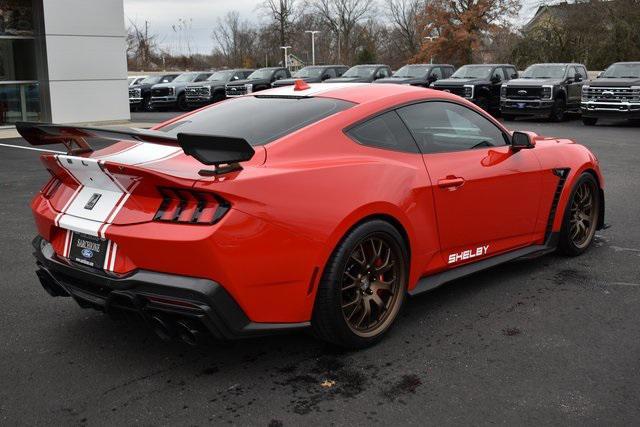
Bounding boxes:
[340,234,403,338]
[569,180,597,249]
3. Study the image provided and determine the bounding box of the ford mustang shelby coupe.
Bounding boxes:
[18,81,604,348]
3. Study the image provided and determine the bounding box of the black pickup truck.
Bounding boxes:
[225,67,291,97]
[581,62,640,125]
[272,65,348,87]
[185,69,254,108]
[432,64,518,113]
[375,64,455,87]
[129,73,179,111]
[500,63,587,121]
[324,64,392,83]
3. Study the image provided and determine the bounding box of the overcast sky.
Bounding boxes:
[123,0,545,55]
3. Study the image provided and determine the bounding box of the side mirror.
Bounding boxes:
[322,74,330,80]
[491,75,502,84]
[511,131,535,151]
[511,73,518,79]
[428,73,437,82]
[597,71,603,78]
[574,73,582,82]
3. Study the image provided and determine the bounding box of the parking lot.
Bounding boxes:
[1,114,639,425]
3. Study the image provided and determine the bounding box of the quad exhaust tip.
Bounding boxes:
[176,319,201,346]
[149,314,175,342]
[148,314,203,345]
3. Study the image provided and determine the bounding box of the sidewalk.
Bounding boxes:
[0,121,158,140]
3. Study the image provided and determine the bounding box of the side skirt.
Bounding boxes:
[408,233,559,296]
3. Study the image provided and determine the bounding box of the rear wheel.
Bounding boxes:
[582,117,598,126]
[312,220,408,349]
[558,173,600,256]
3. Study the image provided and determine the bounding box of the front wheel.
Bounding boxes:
[312,220,408,349]
[558,173,600,256]
[177,93,189,111]
[550,96,566,122]
[582,117,598,126]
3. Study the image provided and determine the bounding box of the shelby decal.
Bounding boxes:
[448,245,489,264]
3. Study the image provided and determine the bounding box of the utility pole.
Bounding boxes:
[305,30,320,65]
[280,46,292,69]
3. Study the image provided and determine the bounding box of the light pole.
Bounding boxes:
[305,30,320,65]
[423,36,438,64]
[280,45,292,69]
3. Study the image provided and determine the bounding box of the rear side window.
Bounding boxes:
[347,111,419,153]
[157,96,354,146]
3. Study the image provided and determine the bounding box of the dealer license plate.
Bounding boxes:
[69,232,108,269]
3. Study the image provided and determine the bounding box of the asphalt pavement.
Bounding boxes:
[0,114,639,426]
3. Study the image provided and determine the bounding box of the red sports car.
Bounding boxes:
[19,82,605,348]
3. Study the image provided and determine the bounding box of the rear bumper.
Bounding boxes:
[33,236,309,340]
[501,99,554,117]
[581,102,640,119]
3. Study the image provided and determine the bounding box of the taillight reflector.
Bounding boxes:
[154,187,229,224]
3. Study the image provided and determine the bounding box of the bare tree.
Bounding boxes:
[212,11,257,67]
[261,0,299,65]
[386,0,422,57]
[127,19,158,70]
[314,0,375,64]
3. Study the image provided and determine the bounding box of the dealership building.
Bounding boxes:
[0,0,129,127]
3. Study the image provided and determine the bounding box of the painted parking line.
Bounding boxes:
[0,143,64,154]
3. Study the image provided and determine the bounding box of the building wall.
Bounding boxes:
[42,0,129,123]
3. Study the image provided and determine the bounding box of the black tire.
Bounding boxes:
[502,114,515,121]
[142,96,153,112]
[557,173,600,256]
[582,117,598,126]
[177,93,189,111]
[212,91,225,103]
[550,96,566,122]
[476,97,490,112]
[312,220,408,349]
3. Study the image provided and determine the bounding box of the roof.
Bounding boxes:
[463,63,516,67]
[350,64,389,67]
[255,82,460,105]
[524,1,593,31]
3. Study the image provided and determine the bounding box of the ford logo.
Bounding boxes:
[81,249,94,258]
[603,91,614,98]
[518,89,527,95]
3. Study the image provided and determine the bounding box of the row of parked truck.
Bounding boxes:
[128,61,640,125]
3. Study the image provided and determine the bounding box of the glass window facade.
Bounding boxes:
[0,0,40,126]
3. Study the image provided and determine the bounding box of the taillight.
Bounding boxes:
[153,187,229,224]
[41,171,62,199]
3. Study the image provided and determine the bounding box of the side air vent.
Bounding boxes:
[153,188,230,225]
[544,168,570,242]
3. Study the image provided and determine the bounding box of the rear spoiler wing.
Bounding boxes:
[15,122,255,174]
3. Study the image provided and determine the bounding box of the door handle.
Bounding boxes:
[438,176,465,190]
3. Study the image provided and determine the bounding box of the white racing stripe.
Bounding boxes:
[97,142,181,165]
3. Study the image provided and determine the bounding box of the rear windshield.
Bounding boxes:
[156,96,354,146]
